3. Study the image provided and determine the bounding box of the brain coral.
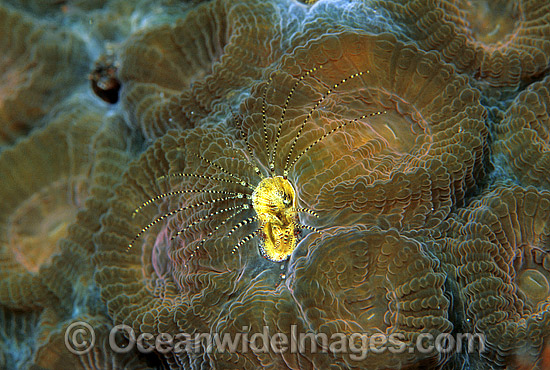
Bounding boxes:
[95,129,453,368]
[434,185,550,367]
[210,226,452,369]
[95,30,489,368]
[119,0,284,139]
[0,306,155,370]
[0,306,41,368]
[0,99,133,312]
[30,313,159,370]
[254,31,488,229]
[2,0,108,15]
[0,4,89,145]
[1,0,550,369]
[374,0,550,89]
[493,74,550,188]
[40,112,136,312]
[0,102,101,310]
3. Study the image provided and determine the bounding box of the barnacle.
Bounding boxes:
[0,4,88,145]
[493,74,550,188]
[252,176,299,261]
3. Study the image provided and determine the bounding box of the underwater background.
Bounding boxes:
[1,0,550,369]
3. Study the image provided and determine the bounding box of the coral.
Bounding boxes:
[30,314,158,370]
[251,31,488,230]
[95,126,454,368]
[493,74,550,188]
[373,0,550,88]
[0,97,138,366]
[435,185,550,367]
[0,306,41,369]
[119,0,284,139]
[0,306,155,370]
[210,226,452,369]
[0,100,105,310]
[95,30,488,368]
[40,113,135,311]
[3,0,109,16]
[94,127,245,335]
[0,4,89,145]
[2,0,550,368]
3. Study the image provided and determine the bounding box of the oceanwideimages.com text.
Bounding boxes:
[65,321,486,360]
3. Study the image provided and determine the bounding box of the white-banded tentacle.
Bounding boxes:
[127,195,241,251]
[157,172,255,192]
[230,105,267,179]
[296,208,319,217]
[284,71,369,174]
[133,189,242,216]
[269,66,323,172]
[232,229,260,254]
[286,110,386,172]
[172,201,250,241]
[227,216,257,242]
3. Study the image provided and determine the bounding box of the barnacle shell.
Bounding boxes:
[252,176,298,262]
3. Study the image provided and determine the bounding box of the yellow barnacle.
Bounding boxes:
[252,176,298,262]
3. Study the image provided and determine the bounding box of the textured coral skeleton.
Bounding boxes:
[93,29,492,369]
[1,0,550,369]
